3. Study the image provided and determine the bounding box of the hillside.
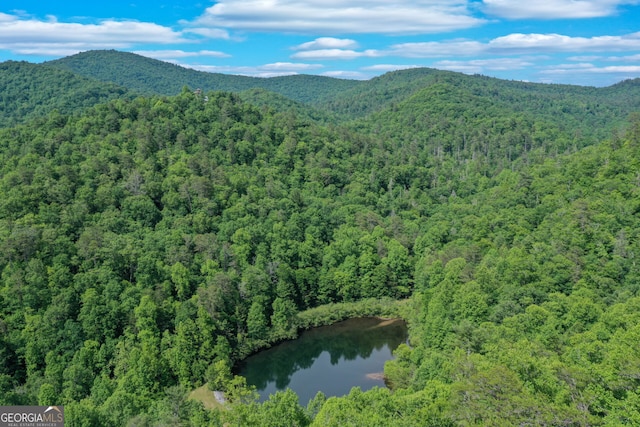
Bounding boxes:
[238,88,339,124]
[327,67,640,134]
[44,50,362,104]
[348,81,608,183]
[0,60,134,127]
[2,49,637,137]
[0,56,640,426]
[43,50,640,133]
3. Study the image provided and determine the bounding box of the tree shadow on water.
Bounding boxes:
[236,318,408,391]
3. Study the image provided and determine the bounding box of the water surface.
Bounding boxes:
[236,317,408,404]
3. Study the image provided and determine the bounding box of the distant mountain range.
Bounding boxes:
[0,49,639,134]
[44,50,362,104]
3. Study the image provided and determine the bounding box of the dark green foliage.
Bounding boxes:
[0,61,133,127]
[1,56,640,426]
[45,50,361,103]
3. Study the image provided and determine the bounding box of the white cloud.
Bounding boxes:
[322,70,370,79]
[606,53,640,61]
[542,63,640,74]
[570,53,640,62]
[0,13,187,56]
[0,13,16,23]
[181,61,323,77]
[291,48,381,60]
[388,40,485,57]
[386,31,640,59]
[291,37,379,60]
[488,32,640,54]
[0,17,185,44]
[192,0,486,35]
[585,65,640,73]
[0,44,92,57]
[294,37,359,51]
[183,27,232,40]
[433,57,535,73]
[568,55,602,61]
[482,0,640,19]
[260,62,323,71]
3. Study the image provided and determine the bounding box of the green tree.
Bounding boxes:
[271,297,297,340]
[206,359,233,392]
[247,298,269,339]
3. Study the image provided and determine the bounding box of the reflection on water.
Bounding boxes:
[236,317,408,404]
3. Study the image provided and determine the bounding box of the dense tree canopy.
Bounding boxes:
[45,50,361,104]
[0,61,133,127]
[1,55,640,426]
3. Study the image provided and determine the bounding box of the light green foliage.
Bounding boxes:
[246,298,269,339]
[270,297,298,340]
[311,387,454,427]
[205,359,232,392]
[223,389,308,427]
[170,261,191,301]
[383,344,414,389]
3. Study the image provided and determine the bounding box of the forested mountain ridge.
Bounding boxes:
[41,49,640,130]
[3,49,640,136]
[44,50,362,104]
[0,60,134,127]
[348,81,608,184]
[334,67,640,135]
[1,54,640,426]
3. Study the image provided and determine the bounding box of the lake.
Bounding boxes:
[236,317,408,404]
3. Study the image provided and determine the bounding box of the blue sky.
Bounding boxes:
[1,1,639,86]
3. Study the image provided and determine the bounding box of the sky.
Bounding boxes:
[1,1,639,86]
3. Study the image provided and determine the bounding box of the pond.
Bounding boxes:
[235,317,408,405]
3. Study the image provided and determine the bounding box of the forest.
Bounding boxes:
[1,50,640,426]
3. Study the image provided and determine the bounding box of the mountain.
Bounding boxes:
[44,50,362,104]
[45,50,640,132]
[0,60,134,127]
[0,49,629,138]
[322,66,640,126]
[346,78,629,180]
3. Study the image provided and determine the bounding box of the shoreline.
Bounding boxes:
[232,297,408,365]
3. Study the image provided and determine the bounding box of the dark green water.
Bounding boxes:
[236,317,408,404]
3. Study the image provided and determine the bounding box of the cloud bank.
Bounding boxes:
[482,0,640,19]
[192,0,486,34]
[0,12,186,56]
